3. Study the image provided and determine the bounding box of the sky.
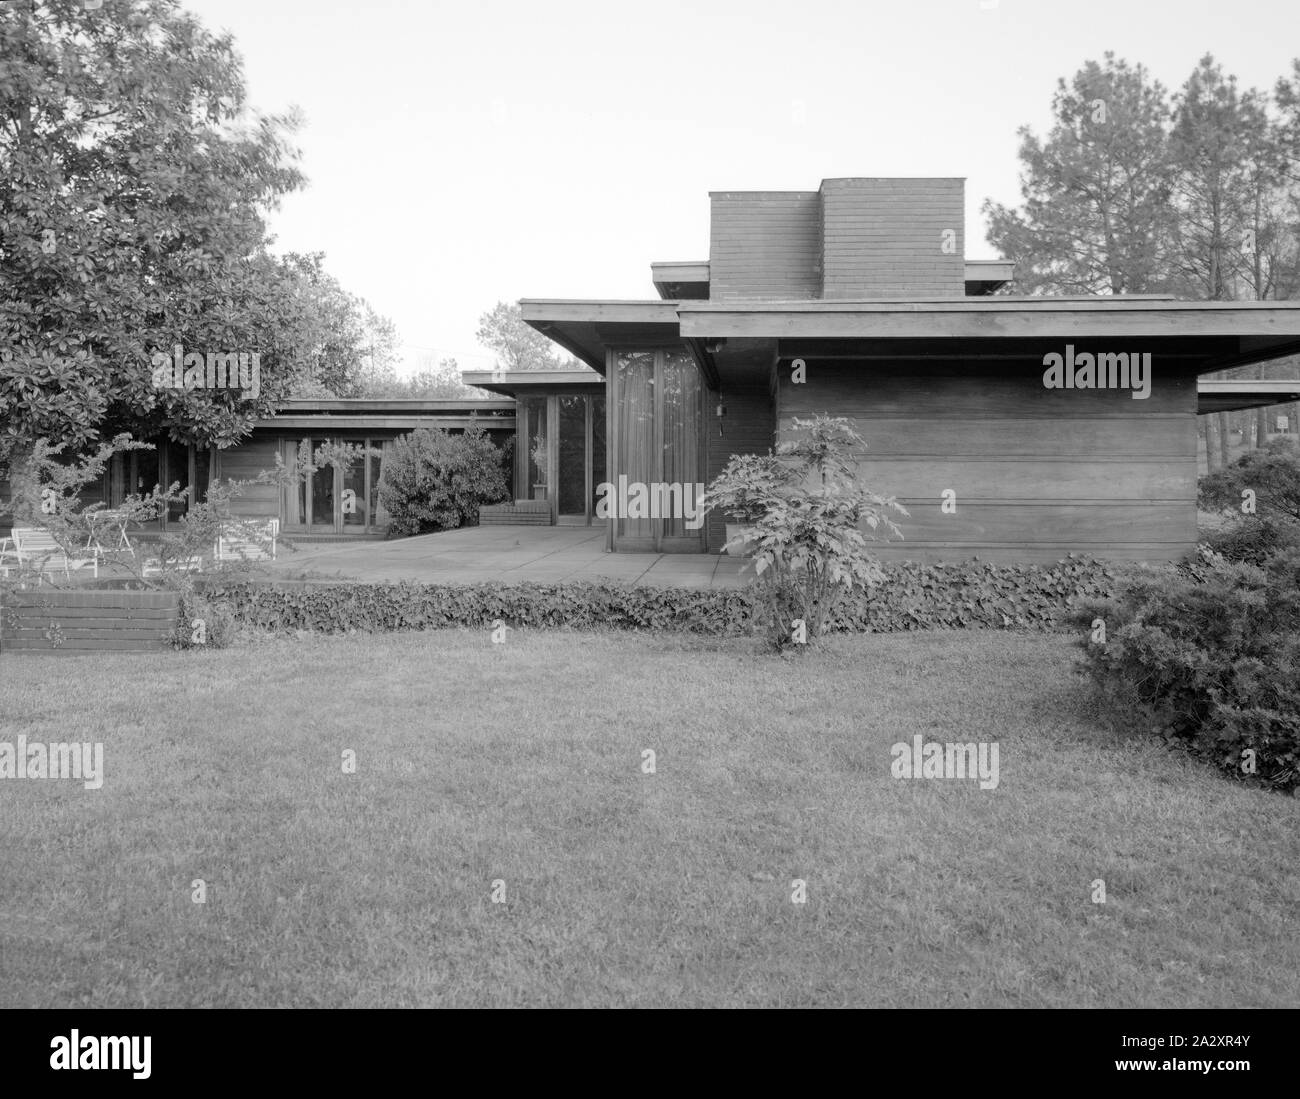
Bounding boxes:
[178,0,1300,374]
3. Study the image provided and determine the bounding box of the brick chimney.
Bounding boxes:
[819,178,965,299]
[707,178,966,302]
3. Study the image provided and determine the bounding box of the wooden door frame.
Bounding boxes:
[608,346,706,553]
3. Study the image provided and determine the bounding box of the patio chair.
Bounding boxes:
[83,508,135,557]
[10,527,99,580]
[214,518,278,563]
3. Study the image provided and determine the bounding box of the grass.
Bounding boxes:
[1,628,1297,1008]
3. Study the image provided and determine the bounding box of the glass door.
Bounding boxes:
[283,436,387,534]
[610,348,704,552]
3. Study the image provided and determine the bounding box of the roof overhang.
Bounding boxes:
[964,260,1014,295]
[520,299,683,372]
[651,261,710,300]
[1197,379,1300,414]
[252,397,516,430]
[460,369,605,397]
[677,300,1300,375]
[270,398,513,414]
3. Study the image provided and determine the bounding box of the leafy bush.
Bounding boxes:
[198,554,1124,640]
[1073,547,1300,794]
[378,426,509,536]
[705,415,907,649]
[173,585,238,649]
[1199,437,1300,523]
[1201,514,1300,565]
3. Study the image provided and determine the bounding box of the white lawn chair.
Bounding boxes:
[215,518,278,563]
[83,508,134,557]
[10,527,99,580]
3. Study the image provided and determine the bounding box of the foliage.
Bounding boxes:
[377,425,509,536]
[276,252,402,398]
[1072,547,1300,793]
[199,555,1124,640]
[0,432,370,589]
[1197,438,1300,563]
[356,356,486,399]
[475,301,588,372]
[1198,436,1300,521]
[983,53,1175,295]
[705,415,907,648]
[983,51,1300,300]
[0,0,318,471]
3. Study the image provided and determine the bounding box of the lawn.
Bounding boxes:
[1,628,1296,1008]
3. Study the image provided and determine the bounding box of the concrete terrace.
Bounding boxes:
[266,526,750,589]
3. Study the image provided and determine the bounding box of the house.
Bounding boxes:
[5,177,1299,558]
[464,177,1300,562]
[0,399,515,539]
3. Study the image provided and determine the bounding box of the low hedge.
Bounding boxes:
[197,554,1124,637]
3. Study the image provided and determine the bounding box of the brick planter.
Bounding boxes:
[0,588,180,654]
[479,500,552,526]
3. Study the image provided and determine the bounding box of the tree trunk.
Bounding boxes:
[1251,363,1269,449]
[1204,414,1222,472]
[1217,411,1232,468]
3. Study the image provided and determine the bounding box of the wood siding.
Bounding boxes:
[0,589,179,653]
[777,357,1199,562]
[709,192,821,302]
[215,438,280,520]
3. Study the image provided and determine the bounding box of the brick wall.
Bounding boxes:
[709,192,821,301]
[820,178,965,299]
[705,385,775,552]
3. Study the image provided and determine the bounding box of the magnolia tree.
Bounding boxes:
[705,415,907,649]
[0,1,400,480]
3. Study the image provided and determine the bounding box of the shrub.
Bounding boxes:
[378,426,509,536]
[197,555,1124,640]
[1200,436,1300,521]
[1196,439,1300,566]
[173,583,237,649]
[705,415,907,649]
[1201,514,1300,565]
[1073,548,1300,794]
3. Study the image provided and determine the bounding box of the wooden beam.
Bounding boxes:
[683,304,1300,341]
[1193,338,1300,376]
[684,337,721,391]
[252,416,515,430]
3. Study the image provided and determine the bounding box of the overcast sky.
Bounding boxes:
[180,0,1299,373]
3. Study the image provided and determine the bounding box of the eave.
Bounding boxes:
[1197,379,1300,414]
[461,369,605,397]
[520,299,684,371]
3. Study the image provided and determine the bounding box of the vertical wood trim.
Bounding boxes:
[653,349,665,551]
[515,399,525,500]
[584,395,593,525]
[333,439,344,533]
[606,350,615,551]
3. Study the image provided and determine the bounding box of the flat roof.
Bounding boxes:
[1198,379,1300,414]
[676,298,1300,342]
[272,398,513,413]
[461,369,605,396]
